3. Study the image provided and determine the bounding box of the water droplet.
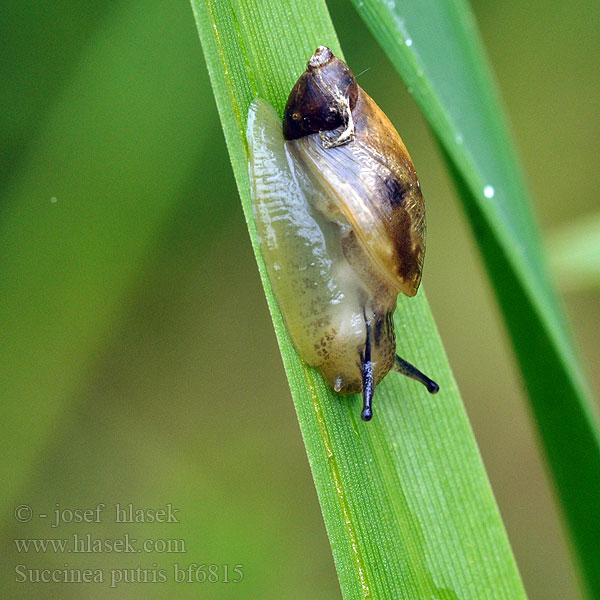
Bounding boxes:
[50,197,57,203]
[405,38,413,47]
[455,134,463,144]
[483,185,495,198]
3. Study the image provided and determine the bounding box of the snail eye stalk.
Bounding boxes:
[394,355,439,395]
[360,316,375,422]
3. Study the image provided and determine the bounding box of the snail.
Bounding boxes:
[247,46,438,421]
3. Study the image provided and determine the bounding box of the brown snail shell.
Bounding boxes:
[247,46,438,421]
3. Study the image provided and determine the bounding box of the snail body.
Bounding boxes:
[247,47,438,421]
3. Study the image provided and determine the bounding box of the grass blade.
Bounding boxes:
[191,1,527,598]
[349,0,600,595]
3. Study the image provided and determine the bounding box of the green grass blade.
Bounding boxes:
[190,1,527,598]
[349,0,600,595]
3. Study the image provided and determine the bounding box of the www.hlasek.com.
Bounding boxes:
[14,532,185,554]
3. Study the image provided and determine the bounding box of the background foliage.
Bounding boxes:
[1,0,598,598]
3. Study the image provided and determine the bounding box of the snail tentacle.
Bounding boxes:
[360,312,375,421]
[394,355,439,394]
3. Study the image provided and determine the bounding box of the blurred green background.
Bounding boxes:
[1,0,598,598]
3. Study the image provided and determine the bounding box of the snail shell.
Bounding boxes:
[247,46,438,421]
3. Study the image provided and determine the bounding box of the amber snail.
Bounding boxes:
[247,46,439,421]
